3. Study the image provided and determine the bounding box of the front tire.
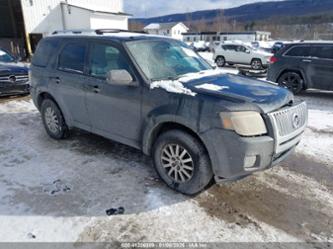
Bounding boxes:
[153,130,213,195]
[41,99,69,139]
[278,72,304,94]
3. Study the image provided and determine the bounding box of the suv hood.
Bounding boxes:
[0,63,29,76]
[184,73,293,113]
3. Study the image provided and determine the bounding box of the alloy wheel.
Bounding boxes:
[161,144,194,183]
[44,107,60,134]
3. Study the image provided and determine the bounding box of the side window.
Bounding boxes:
[58,43,86,73]
[310,45,333,60]
[285,46,310,57]
[32,39,60,67]
[237,46,247,53]
[88,43,131,78]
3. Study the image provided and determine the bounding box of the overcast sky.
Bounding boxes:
[124,0,283,18]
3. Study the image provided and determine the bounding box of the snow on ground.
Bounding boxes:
[0,88,332,243]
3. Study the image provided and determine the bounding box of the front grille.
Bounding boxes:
[0,74,29,84]
[271,102,307,137]
[268,102,308,154]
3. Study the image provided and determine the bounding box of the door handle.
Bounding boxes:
[49,77,60,84]
[88,85,100,93]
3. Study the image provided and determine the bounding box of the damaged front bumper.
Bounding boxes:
[201,102,308,184]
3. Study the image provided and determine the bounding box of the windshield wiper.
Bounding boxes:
[151,76,178,82]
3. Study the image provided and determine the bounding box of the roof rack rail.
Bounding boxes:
[52,29,147,35]
[52,29,95,35]
[95,29,147,35]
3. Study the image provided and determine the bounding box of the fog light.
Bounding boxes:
[244,156,258,170]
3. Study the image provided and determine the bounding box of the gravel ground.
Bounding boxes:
[0,75,332,244]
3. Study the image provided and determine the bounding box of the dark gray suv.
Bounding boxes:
[30,30,308,195]
[268,42,333,94]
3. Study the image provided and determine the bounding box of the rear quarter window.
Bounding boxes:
[310,45,333,60]
[32,39,60,67]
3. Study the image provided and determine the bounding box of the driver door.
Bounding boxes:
[85,41,142,148]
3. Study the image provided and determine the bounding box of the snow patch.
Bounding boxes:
[0,50,6,56]
[150,80,196,96]
[195,83,229,91]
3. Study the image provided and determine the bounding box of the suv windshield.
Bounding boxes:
[0,49,15,63]
[126,39,211,81]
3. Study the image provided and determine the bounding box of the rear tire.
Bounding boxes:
[251,59,263,70]
[41,99,70,140]
[278,72,304,94]
[153,130,214,195]
[215,56,226,67]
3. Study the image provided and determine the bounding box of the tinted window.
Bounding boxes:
[223,45,237,51]
[310,45,333,60]
[32,39,60,67]
[285,46,310,57]
[236,46,247,52]
[88,43,131,78]
[58,43,86,73]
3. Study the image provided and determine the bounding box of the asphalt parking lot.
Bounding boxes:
[0,71,332,243]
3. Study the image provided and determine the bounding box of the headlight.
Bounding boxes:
[220,111,267,136]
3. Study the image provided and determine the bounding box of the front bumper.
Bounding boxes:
[0,82,30,97]
[202,129,279,181]
[201,102,308,183]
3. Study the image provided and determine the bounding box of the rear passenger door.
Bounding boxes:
[308,45,333,90]
[85,41,142,148]
[55,41,90,130]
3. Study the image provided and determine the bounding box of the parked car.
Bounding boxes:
[268,41,333,94]
[193,41,210,52]
[214,43,273,69]
[30,30,308,195]
[0,48,30,97]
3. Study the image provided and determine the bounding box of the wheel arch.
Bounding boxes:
[37,92,71,127]
[143,121,210,158]
[37,92,58,110]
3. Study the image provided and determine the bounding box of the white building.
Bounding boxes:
[219,31,271,42]
[183,31,271,43]
[0,0,130,57]
[144,22,189,40]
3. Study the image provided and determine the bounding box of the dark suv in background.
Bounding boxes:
[268,42,333,94]
[0,48,30,97]
[30,30,307,195]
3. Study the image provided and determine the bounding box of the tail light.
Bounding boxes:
[270,56,279,64]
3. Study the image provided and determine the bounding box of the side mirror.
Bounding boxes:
[106,69,135,86]
[245,49,251,54]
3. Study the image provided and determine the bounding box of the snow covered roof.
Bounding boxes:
[144,22,189,31]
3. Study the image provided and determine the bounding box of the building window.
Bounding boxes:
[167,30,170,34]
